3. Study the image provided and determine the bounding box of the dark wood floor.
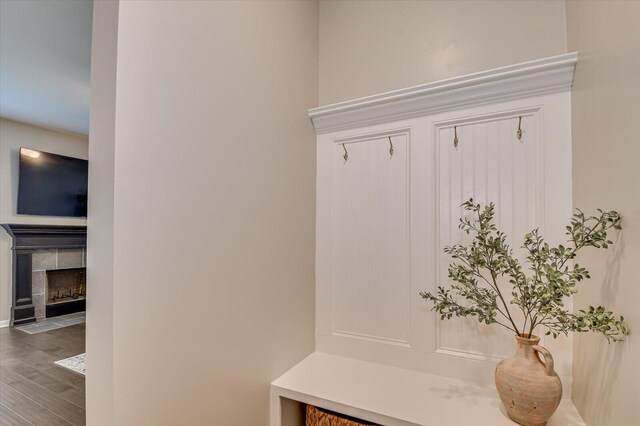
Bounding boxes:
[0,324,85,426]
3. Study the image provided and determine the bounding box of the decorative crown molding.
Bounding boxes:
[309,52,577,134]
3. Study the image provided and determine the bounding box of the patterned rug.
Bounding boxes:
[55,353,86,375]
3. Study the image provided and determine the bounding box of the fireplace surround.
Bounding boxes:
[1,224,87,326]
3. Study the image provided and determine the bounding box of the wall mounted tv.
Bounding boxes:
[17,148,88,217]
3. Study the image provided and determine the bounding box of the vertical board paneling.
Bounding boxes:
[315,94,572,386]
[436,113,539,360]
[332,134,410,346]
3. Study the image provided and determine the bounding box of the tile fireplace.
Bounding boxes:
[1,224,87,326]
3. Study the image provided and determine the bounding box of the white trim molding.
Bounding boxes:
[309,52,577,134]
[0,319,10,328]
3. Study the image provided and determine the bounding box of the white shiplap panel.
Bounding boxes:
[436,112,539,360]
[314,90,573,388]
[332,134,410,346]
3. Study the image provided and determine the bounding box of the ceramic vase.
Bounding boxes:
[495,334,562,426]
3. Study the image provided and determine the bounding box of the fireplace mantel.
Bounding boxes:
[2,224,87,250]
[1,224,87,325]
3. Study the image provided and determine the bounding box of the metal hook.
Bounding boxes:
[342,144,348,162]
[453,126,459,149]
[517,116,523,140]
[388,136,394,157]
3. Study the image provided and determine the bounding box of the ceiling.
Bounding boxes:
[0,0,93,135]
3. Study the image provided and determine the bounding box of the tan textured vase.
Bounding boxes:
[495,334,562,426]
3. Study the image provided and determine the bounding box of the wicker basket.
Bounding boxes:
[305,405,378,426]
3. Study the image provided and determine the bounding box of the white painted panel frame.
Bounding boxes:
[331,129,412,348]
[316,91,573,389]
[433,107,543,362]
[317,128,413,348]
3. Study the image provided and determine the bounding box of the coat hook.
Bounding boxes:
[453,126,459,149]
[388,136,394,157]
[342,144,348,162]
[517,116,523,140]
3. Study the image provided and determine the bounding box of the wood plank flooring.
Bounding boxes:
[0,324,85,426]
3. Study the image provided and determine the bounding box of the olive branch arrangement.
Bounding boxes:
[420,200,629,342]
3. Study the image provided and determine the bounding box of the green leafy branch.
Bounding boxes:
[420,200,629,342]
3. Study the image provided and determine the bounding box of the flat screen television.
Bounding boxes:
[17,148,88,217]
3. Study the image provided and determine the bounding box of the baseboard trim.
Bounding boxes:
[0,319,10,328]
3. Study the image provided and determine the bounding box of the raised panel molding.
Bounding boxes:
[309,53,576,135]
[433,108,542,361]
[313,55,574,388]
[330,129,412,348]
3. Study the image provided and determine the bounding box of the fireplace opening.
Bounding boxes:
[45,267,86,318]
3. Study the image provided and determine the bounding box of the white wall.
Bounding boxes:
[0,118,88,326]
[88,1,318,424]
[319,0,567,105]
[85,0,117,422]
[566,1,640,425]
